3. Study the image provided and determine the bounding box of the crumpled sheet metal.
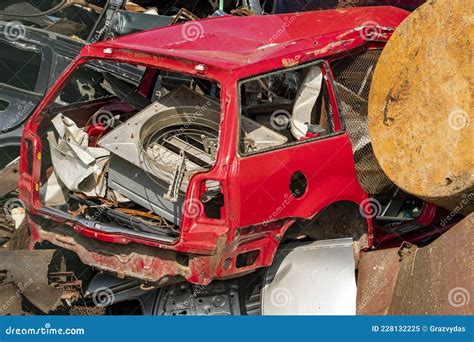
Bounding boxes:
[0,250,62,314]
[48,114,109,197]
[357,213,474,315]
[41,170,69,206]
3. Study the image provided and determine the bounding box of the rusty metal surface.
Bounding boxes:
[0,250,62,314]
[368,0,474,214]
[357,247,401,315]
[389,214,473,315]
[0,282,23,315]
[35,224,193,285]
[357,214,474,315]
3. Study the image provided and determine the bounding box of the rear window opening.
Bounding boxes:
[36,60,221,241]
[238,61,337,156]
[0,41,42,92]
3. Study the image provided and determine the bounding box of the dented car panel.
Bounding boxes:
[19,8,411,285]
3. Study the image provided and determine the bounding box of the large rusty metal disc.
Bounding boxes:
[368,0,473,214]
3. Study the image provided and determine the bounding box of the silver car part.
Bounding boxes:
[48,114,109,197]
[262,238,356,315]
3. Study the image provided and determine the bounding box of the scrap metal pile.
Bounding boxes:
[0,0,472,316]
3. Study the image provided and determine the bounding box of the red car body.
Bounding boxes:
[19,7,410,285]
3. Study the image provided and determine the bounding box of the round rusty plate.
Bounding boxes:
[368,0,473,213]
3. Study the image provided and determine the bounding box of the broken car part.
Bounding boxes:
[262,238,357,315]
[85,238,357,315]
[21,7,451,289]
[85,268,264,315]
[48,114,110,197]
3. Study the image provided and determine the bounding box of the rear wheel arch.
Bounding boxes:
[282,200,369,243]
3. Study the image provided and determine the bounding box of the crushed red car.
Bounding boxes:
[19,7,450,289]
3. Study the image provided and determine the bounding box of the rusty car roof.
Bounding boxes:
[89,7,408,71]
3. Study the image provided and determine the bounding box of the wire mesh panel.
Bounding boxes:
[331,49,393,195]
